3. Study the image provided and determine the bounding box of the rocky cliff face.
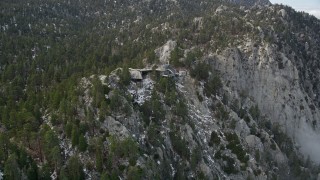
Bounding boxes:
[209,41,320,163]
[205,4,320,163]
[68,32,320,178]
[91,66,288,179]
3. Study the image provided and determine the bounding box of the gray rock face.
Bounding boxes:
[102,116,130,139]
[209,43,320,162]
[154,40,177,64]
[235,119,251,138]
[279,9,287,18]
[246,135,263,151]
[274,151,287,164]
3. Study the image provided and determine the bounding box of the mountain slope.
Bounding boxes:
[0,0,320,179]
[228,0,271,6]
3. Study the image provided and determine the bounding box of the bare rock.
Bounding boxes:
[199,162,214,179]
[102,116,130,139]
[274,151,287,165]
[193,17,203,30]
[245,135,263,151]
[215,5,228,15]
[154,40,177,64]
[279,9,287,18]
[235,119,251,138]
[210,44,320,163]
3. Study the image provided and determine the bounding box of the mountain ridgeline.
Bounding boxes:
[1,0,320,179]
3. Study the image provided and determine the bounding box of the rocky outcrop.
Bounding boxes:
[154,40,177,64]
[193,17,203,30]
[102,116,130,139]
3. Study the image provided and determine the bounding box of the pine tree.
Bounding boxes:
[50,146,61,171]
[4,154,21,180]
[78,135,88,152]
[65,122,73,138]
[120,67,131,86]
[67,156,85,180]
[71,125,79,147]
[95,141,103,172]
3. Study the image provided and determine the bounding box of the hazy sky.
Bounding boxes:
[269,0,320,19]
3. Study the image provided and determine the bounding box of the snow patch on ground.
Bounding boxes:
[59,137,74,158]
[170,164,176,178]
[129,78,154,105]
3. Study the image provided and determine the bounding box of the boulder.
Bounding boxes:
[102,116,130,139]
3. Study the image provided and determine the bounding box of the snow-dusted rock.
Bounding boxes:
[128,77,154,106]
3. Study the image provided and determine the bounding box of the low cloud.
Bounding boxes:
[306,10,320,19]
[298,8,320,19]
[296,122,320,163]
